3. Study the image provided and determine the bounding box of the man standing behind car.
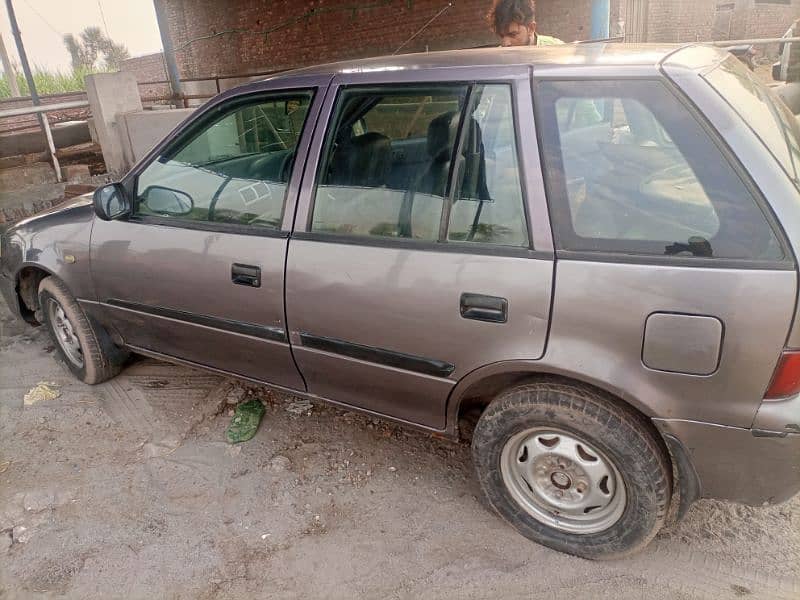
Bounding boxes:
[487,0,563,47]
[487,0,602,127]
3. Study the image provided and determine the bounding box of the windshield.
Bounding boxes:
[703,56,800,186]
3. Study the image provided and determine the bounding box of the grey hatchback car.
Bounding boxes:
[2,44,800,559]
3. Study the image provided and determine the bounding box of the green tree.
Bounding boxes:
[63,26,130,71]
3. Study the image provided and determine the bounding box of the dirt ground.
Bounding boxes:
[0,299,798,600]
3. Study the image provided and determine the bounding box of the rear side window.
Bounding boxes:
[310,83,530,247]
[536,79,783,261]
[312,86,467,240]
[448,84,528,246]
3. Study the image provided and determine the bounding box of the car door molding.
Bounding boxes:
[298,332,455,378]
[105,298,288,343]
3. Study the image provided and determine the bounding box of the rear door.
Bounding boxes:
[91,76,328,390]
[285,67,554,430]
[533,74,796,428]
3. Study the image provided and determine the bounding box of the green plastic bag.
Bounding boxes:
[225,399,266,444]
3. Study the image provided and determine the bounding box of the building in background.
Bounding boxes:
[125,0,798,83]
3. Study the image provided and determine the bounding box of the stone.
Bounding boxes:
[269,455,291,472]
[0,531,11,554]
[12,525,29,544]
[60,164,91,182]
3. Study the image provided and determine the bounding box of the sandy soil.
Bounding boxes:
[0,299,798,599]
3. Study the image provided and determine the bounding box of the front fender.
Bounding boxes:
[1,195,96,307]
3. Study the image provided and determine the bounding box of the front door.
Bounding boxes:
[286,68,554,430]
[91,81,326,390]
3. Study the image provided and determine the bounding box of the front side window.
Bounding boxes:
[135,91,314,229]
[536,79,782,260]
[311,83,530,248]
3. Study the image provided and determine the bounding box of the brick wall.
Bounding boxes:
[645,0,716,42]
[732,0,798,41]
[162,0,502,78]
[159,0,799,80]
[645,0,798,44]
[119,52,172,103]
[536,0,597,41]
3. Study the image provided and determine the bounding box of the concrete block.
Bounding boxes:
[85,72,143,176]
[60,164,91,183]
[87,118,98,144]
[0,162,56,191]
[118,108,196,164]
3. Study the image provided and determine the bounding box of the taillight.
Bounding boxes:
[765,350,800,399]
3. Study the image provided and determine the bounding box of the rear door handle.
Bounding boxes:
[460,293,508,323]
[232,263,261,287]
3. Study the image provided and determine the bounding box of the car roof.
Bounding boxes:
[267,43,719,79]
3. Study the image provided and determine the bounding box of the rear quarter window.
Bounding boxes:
[535,78,783,262]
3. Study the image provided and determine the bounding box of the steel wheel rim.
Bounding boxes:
[47,298,84,368]
[500,427,626,534]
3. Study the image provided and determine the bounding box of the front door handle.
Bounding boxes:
[232,263,261,287]
[460,293,508,323]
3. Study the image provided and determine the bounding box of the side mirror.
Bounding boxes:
[141,186,194,217]
[93,183,131,221]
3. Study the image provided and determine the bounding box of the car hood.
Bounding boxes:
[8,194,94,233]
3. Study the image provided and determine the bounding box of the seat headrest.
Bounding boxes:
[427,111,459,162]
[331,131,392,188]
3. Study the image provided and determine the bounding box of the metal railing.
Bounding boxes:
[138,69,285,105]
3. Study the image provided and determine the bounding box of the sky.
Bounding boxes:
[1,0,163,73]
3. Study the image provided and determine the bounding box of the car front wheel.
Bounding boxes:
[38,276,127,384]
[472,379,672,560]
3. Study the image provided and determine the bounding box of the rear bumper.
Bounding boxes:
[654,418,800,506]
[0,273,21,318]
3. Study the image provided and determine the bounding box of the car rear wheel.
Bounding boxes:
[38,277,127,384]
[472,379,671,560]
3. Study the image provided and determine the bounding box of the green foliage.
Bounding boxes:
[0,65,109,99]
[63,26,130,72]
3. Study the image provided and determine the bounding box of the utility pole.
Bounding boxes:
[4,0,60,180]
[153,0,183,106]
[0,32,20,97]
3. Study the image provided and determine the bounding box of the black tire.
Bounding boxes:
[38,276,128,384]
[472,379,671,560]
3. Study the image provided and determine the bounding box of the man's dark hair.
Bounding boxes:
[487,0,535,35]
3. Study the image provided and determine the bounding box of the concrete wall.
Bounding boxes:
[85,72,143,176]
[117,108,196,165]
[0,121,91,159]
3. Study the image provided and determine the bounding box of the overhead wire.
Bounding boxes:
[19,0,62,37]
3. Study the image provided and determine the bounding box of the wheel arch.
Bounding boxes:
[447,361,699,523]
[15,263,57,324]
[446,361,656,437]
